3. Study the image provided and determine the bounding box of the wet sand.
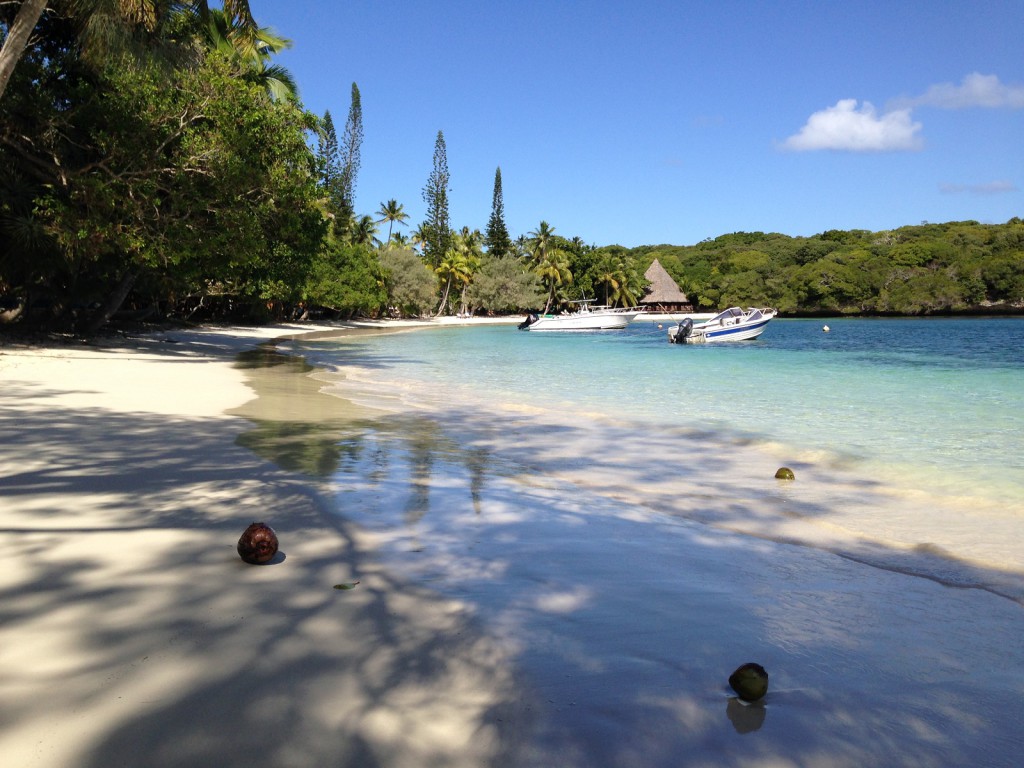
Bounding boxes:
[3,322,1023,767]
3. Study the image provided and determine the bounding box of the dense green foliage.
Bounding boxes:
[304,240,385,318]
[464,255,545,312]
[1,3,328,329]
[1,5,1020,333]
[628,220,1024,314]
[378,247,436,316]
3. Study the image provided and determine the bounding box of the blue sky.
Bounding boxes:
[249,0,1023,248]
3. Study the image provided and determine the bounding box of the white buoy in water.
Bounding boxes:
[823,325,830,333]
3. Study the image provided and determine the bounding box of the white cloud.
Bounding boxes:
[782,99,923,152]
[939,180,1018,195]
[901,73,1024,110]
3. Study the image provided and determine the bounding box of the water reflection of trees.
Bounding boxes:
[239,413,487,520]
[236,420,369,476]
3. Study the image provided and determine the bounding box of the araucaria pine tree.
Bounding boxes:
[317,110,345,215]
[422,130,452,267]
[485,166,512,258]
[338,82,363,218]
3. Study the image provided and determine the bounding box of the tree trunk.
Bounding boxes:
[435,276,452,316]
[543,287,554,315]
[0,0,49,102]
[85,268,141,335]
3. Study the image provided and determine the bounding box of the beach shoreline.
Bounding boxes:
[0,321,533,768]
[3,320,1023,767]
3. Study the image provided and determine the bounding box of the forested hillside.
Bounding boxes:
[624,219,1024,315]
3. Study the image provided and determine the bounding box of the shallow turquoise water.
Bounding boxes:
[282,316,1024,599]
[301,317,1024,509]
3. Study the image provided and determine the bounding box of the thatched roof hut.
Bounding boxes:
[641,259,693,312]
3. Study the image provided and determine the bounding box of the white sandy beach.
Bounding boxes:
[3,320,1023,768]
[0,322,526,768]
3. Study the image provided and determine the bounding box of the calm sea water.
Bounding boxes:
[265,318,1024,763]
[300,317,1024,504]
[285,316,1024,597]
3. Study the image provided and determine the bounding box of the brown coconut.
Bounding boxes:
[237,522,278,564]
[729,662,769,702]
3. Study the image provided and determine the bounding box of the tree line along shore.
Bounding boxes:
[2,5,1021,337]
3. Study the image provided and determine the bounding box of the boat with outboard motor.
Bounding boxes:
[668,306,776,343]
[519,300,644,331]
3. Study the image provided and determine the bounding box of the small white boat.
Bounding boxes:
[668,306,776,343]
[519,300,644,331]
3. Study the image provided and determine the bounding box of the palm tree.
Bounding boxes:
[376,199,409,246]
[204,8,297,101]
[534,249,573,314]
[410,223,428,253]
[527,220,556,266]
[597,265,621,305]
[434,249,472,316]
[351,215,379,247]
[453,227,483,314]
[613,266,642,307]
[455,226,484,260]
[432,228,483,316]
[0,1,257,102]
[430,228,484,316]
[388,231,410,249]
[527,221,572,312]
[511,235,530,259]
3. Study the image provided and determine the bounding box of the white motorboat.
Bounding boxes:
[519,301,644,331]
[668,306,776,343]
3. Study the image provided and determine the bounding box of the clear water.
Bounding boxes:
[300,317,1024,506]
[285,317,1024,597]
[270,317,1024,764]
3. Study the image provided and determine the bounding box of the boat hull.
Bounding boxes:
[522,309,642,331]
[668,308,776,343]
[699,317,772,342]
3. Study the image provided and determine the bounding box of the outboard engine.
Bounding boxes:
[518,313,538,330]
[672,318,693,343]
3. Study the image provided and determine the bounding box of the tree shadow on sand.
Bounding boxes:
[0,394,533,768]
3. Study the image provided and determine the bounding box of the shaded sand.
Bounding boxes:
[5,321,1024,768]
[0,324,529,768]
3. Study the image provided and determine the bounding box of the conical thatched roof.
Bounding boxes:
[641,259,690,305]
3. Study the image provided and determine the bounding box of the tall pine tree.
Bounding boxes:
[421,130,452,267]
[317,110,344,215]
[485,166,512,258]
[338,82,363,218]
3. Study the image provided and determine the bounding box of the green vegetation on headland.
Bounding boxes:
[630,220,1024,317]
[2,5,1021,334]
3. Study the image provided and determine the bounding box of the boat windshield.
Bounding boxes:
[746,308,763,320]
[710,307,744,322]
